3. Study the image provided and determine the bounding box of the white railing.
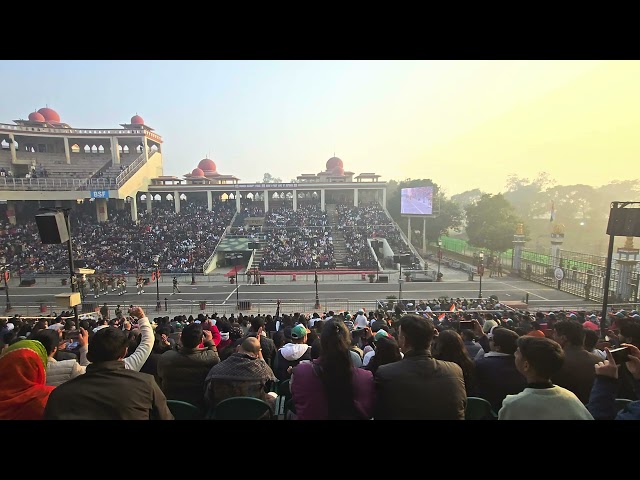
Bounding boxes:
[381,205,426,270]
[115,148,155,187]
[0,123,162,143]
[202,214,237,274]
[0,176,117,191]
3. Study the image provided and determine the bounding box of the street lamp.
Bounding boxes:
[153,254,161,311]
[0,257,11,312]
[437,240,442,281]
[314,269,321,309]
[478,252,485,299]
[190,245,196,285]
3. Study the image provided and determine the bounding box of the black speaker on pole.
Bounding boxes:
[35,212,69,244]
[607,207,640,237]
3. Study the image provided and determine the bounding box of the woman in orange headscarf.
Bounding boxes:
[0,339,55,420]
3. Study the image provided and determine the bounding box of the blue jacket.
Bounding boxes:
[587,375,640,420]
[474,353,527,413]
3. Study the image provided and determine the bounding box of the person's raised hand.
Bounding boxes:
[129,306,144,319]
[595,348,620,379]
[203,330,213,342]
[471,319,483,337]
[621,343,640,380]
[78,327,89,347]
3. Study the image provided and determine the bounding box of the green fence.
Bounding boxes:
[439,237,512,266]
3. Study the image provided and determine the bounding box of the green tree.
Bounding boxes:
[262,173,282,183]
[387,179,463,244]
[450,188,484,210]
[503,172,556,223]
[465,194,524,253]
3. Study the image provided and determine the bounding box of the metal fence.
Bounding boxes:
[518,248,639,303]
[0,298,379,318]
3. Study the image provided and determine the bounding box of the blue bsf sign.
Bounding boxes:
[90,190,110,199]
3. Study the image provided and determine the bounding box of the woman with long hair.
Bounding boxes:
[432,329,478,396]
[363,334,402,375]
[290,318,375,420]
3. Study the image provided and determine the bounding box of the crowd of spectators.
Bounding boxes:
[336,203,420,269]
[2,303,638,420]
[0,201,235,275]
[260,205,335,270]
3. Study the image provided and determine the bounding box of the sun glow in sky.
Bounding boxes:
[1,60,638,195]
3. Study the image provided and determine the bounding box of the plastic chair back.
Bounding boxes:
[212,396,273,420]
[166,400,203,420]
[465,396,498,420]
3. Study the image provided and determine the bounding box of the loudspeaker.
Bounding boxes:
[377,275,389,283]
[607,207,640,237]
[20,278,36,286]
[35,212,69,244]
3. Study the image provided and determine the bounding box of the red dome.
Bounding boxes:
[191,168,205,177]
[37,107,60,123]
[326,156,343,171]
[28,111,46,122]
[332,166,344,175]
[197,158,217,173]
[130,115,145,125]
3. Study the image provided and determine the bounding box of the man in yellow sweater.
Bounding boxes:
[498,336,594,420]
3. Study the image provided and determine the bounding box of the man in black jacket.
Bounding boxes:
[44,325,174,420]
[374,314,466,420]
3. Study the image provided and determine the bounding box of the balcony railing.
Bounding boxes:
[115,151,147,187]
[0,146,157,191]
[0,176,117,191]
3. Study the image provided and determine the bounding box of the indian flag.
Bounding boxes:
[438,303,457,321]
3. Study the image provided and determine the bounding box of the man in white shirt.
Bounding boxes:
[354,309,368,329]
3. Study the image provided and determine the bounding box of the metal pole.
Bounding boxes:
[437,241,442,280]
[156,266,161,311]
[63,210,79,324]
[235,256,239,308]
[399,263,403,302]
[601,202,618,340]
[478,255,484,299]
[314,269,320,309]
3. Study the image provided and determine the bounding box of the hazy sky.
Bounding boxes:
[1,60,638,196]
